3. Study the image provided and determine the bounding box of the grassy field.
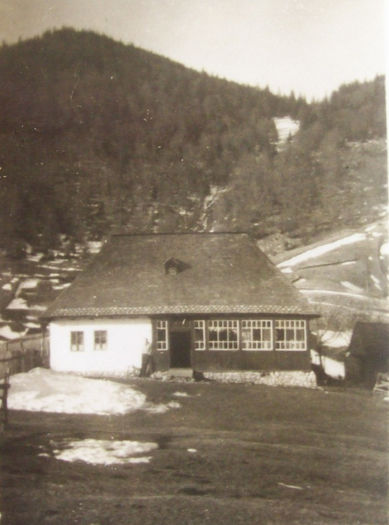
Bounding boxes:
[0,379,387,524]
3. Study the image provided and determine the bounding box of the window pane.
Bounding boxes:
[94,330,107,350]
[209,329,218,341]
[194,329,202,341]
[70,331,84,352]
[276,329,283,340]
[241,328,251,342]
[228,328,238,341]
[208,320,238,350]
[286,329,294,340]
[219,329,228,340]
[275,320,306,351]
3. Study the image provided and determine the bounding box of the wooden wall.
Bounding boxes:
[151,315,313,372]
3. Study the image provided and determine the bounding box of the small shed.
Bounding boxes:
[345,321,389,388]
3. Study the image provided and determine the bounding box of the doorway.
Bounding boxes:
[170,330,191,368]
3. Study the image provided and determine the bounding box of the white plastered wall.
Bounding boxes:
[49,317,152,377]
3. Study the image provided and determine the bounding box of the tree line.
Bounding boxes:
[0,28,386,254]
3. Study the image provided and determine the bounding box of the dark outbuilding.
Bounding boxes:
[345,321,389,388]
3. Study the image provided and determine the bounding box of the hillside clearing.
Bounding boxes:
[1,378,387,524]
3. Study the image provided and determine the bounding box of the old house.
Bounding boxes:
[44,233,317,377]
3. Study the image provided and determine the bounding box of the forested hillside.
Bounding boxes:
[0,28,386,255]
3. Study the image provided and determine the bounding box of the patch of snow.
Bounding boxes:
[187,448,197,453]
[24,322,41,329]
[341,281,364,293]
[301,289,368,300]
[318,330,352,349]
[364,224,380,233]
[370,275,382,288]
[26,253,44,262]
[128,456,153,464]
[87,241,103,254]
[0,325,27,340]
[147,400,181,414]
[8,368,147,415]
[53,439,157,465]
[280,267,293,274]
[380,242,389,256]
[28,304,47,311]
[6,297,29,310]
[312,350,345,379]
[53,283,71,291]
[278,482,304,490]
[39,264,71,271]
[20,278,40,290]
[2,283,12,291]
[339,261,357,267]
[172,391,190,397]
[273,117,300,145]
[279,233,366,268]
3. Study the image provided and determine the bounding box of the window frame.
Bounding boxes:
[70,330,84,352]
[193,320,206,350]
[94,330,107,351]
[156,320,168,351]
[275,319,307,351]
[241,319,273,351]
[208,320,239,351]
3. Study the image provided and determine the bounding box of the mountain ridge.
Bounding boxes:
[0,28,386,256]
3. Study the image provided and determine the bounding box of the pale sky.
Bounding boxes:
[0,0,386,100]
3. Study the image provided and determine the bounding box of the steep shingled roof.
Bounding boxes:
[45,233,316,318]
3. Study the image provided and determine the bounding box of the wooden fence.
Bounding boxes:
[0,333,49,378]
[0,334,49,431]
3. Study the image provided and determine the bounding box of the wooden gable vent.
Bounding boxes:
[164,257,188,275]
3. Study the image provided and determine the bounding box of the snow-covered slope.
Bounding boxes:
[273,116,300,149]
[274,219,389,336]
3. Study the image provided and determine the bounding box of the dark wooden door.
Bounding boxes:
[170,331,191,368]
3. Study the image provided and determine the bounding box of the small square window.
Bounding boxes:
[275,320,306,351]
[208,320,238,350]
[70,331,84,352]
[94,330,107,350]
[241,320,273,351]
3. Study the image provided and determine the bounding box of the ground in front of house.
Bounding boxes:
[0,378,387,524]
